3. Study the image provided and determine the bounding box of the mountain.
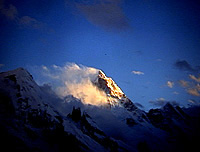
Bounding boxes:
[0,68,200,152]
[94,70,139,111]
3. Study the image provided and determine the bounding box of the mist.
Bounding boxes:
[37,63,108,106]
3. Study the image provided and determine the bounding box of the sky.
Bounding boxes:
[0,0,200,110]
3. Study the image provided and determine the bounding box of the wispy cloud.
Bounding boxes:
[67,0,130,31]
[134,102,144,109]
[189,74,200,83]
[173,91,179,95]
[0,0,18,20]
[149,97,166,107]
[0,0,51,31]
[188,99,200,106]
[131,70,144,75]
[41,65,48,71]
[167,81,174,88]
[187,88,200,97]
[179,74,200,97]
[179,80,190,88]
[149,97,179,107]
[18,16,45,29]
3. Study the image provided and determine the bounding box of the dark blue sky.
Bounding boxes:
[1,0,200,109]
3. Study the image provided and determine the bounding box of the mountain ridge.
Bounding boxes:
[0,67,200,152]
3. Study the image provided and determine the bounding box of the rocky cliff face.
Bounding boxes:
[95,70,125,99]
[94,70,139,112]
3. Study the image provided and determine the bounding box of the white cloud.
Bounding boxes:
[187,88,200,97]
[179,80,190,88]
[167,81,174,88]
[188,99,200,105]
[38,63,108,106]
[131,70,144,75]
[173,91,179,95]
[179,75,200,97]
[189,74,200,83]
[42,65,48,71]
[52,64,60,69]
[196,84,200,91]
[188,99,195,104]
[157,97,165,101]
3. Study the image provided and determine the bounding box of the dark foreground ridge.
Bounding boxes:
[0,68,200,152]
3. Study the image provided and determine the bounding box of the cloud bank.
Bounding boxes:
[36,63,108,106]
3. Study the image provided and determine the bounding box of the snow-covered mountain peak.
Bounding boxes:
[1,67,29,76]
[0,67,34,84]
[0,67,57,113]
